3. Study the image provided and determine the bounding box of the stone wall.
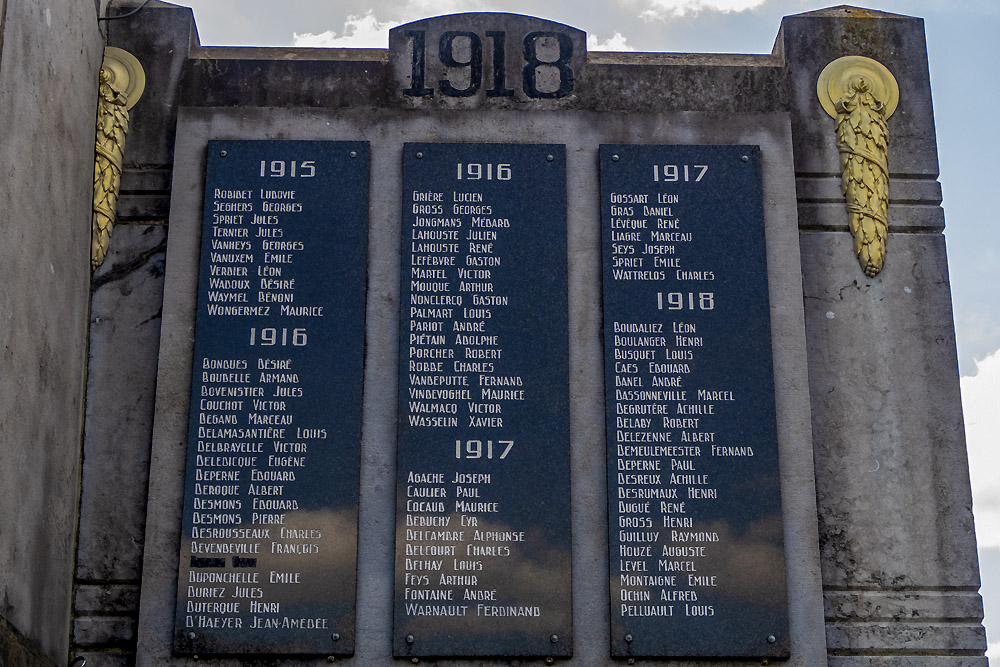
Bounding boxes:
[69,5,192,665]
[56,3,988,665]
[0,0,105,664]
[780,11,986,664]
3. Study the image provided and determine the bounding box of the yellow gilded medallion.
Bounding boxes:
[92,47,145,270]
[818,56,899,277]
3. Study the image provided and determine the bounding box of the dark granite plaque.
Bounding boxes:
[172,140,368,655]
[393,143,571,658]
[600,145,789,659]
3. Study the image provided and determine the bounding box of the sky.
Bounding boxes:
[150,0,1000,658]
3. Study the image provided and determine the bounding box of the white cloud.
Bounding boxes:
[587,32,636,51]
[635,0,768,21]
[962,348,1000,549]
[293,11,400,48]
[397,0,492,19]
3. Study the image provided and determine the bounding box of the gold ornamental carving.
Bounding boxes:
[817,56,899,277]
[92,47,145,270]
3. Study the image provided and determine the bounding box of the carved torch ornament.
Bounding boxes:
[817,56,899,277]
[92,47,145,270]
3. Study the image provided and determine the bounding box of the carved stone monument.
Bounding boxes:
[0,2,986,666]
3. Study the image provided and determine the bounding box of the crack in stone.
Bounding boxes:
[92,237,167,291]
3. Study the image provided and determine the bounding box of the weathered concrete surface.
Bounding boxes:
[74,584,141,615]
[66,7,179,663]
[137,106,825,666]
[0,0,104,662]
[104,0,198,169]
[800,231,987,662]
[71,225,166,663]
[780,7,939,179]
[0,619,58,667]
[802,234,976,587]
[68,653,130,667]
[780,8,986,664]
[77,224,167,583]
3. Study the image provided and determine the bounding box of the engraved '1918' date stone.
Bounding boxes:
[172,140,369,656]
[394,142,571,658]
[600,144,789,660]
[389,14,586,106]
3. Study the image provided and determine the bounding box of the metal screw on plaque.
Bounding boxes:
[187,632,196,640]
[406,634,415,644]
[612,154,620,162]
[742,155,749,162]
[220,150,228,158]
[416,152,424,159]
[547,154,554,162]
[550,634,559,643]
[331,632,340,641]
[767,634,776,644]
[624,633,633,643]
[349,151,357,158]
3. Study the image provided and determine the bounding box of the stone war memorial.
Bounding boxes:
[0,1,989,666]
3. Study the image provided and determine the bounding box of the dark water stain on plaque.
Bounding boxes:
[600,145,789,660]
[393,143,572,658]
[172,140,368,656]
